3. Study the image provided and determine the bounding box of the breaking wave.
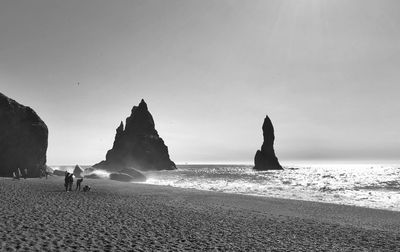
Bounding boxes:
[145,164,400,211]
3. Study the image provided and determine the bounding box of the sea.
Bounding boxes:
[52,163,400,212]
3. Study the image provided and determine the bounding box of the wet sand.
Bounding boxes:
[1,177,400,251]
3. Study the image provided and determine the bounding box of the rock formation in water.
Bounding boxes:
[0,92,48,177]
[73,165,83,178]
[253,115,283,170]
[93,99,176,174]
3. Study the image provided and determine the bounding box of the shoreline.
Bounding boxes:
[144,180,400,214]
[50,164,400,213]
[1,177,400,250]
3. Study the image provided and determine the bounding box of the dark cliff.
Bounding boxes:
[254,115,283,171]
[0,92,48,177]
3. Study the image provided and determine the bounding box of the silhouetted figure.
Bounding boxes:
[40,166,45,179]
[68,174,74,191]
[64,172,69,191]
[41,166,48,179]
[24,168,28,179]
[17,168,22,179]
[76,178,83,191]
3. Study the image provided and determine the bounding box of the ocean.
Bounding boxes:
[145,164,400,212]
[51,163,400,212]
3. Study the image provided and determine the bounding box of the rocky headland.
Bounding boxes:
[0,92,48,177]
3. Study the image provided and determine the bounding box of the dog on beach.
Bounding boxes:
[83,185,91,192]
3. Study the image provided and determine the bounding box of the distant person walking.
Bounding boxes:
[76,178,83,191]
[24,168,28,179]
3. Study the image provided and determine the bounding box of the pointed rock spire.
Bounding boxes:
[111,121,124,150]
[94,99,176,172]
[253,115,283,170]
[117,121,124,131]
[139,98,147,108]
[73,165,83,178]
[116,121,124,138]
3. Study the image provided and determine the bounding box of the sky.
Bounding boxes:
[1,0,400,165]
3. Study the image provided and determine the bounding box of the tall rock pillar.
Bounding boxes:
[254,115,283,170]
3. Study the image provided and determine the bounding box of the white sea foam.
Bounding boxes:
[82,169,111,179]
[52,166,111,178]
[53,163,400,211]
[144,164,400,211]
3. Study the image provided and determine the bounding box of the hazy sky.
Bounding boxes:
[1,0,400,165]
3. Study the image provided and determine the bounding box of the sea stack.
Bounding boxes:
[73,165,84,178]
[94,99,176,172]
[253,115,283,170]
[0,92,48,177]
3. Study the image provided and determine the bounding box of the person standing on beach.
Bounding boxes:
[68,173,74,191]
[17,168,22,179]
[24,168,28,179]
[76,178,83,191]
[14,168,20,180]
[64,172,69,191]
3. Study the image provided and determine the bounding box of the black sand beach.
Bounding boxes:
[1,177,400,251]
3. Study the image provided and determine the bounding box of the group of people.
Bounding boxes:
[13,167,49,179]
[64,172,90,192]
[12,168,28,180]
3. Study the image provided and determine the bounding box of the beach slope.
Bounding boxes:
[1,177,399,251]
